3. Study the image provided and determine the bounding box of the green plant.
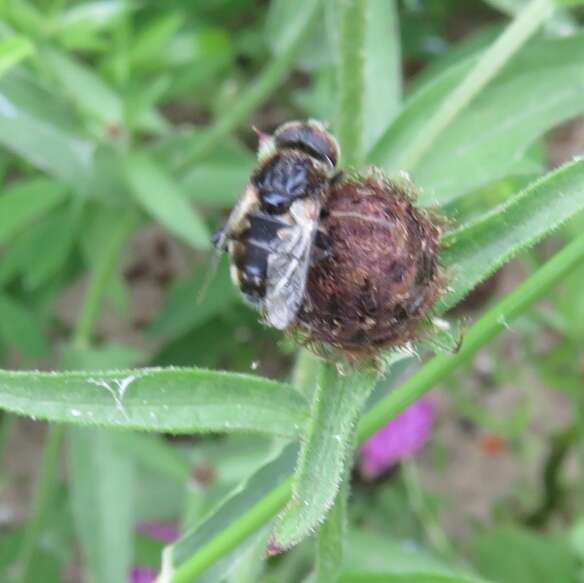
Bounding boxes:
[1,1,584,582]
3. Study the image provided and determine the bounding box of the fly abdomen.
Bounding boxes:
[231,213,288,304]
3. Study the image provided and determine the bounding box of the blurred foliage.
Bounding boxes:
[0,1,583,583]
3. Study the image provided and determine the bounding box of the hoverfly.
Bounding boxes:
[212,120,341,330]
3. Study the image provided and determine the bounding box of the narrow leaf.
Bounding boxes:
[340,573,488,583]
[0,36,35,78]
[126,152,211,249]
[44,48,123,124]
[441,158,584,310]
[273,364,376,549]
[0,71,94,186]
[0,294,47,358]
[0,178,68,244]
[370,32,584,204]
[68,427,135,583]
[0,368,308,437]
[167,444,298,583]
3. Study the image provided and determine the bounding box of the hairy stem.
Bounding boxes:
[168,231,584,582]
[337,0,366,167]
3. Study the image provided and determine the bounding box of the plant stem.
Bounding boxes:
[169,482,291,583]
[174,0,320,169]
[400,0,553,171]
[16,424,65,582]
[73,210,136,350]
[336,0,366,167]
[169,231,584,582]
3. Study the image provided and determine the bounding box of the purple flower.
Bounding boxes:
[359,396,435,479]
[131,567,158,583]
[130,522,180,582]
[138,521,180,543]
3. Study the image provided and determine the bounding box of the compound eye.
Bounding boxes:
[275,122,339,167]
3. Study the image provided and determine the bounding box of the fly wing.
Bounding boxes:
[263,199,320,330]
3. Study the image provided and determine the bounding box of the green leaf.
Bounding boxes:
[21,203,80,288]
[68,427,135,583]
[181,158,254,208]
[0,36,35,78]
[441,158,584,310]
[0,178,68,245]
[273,365,376,549]
[51,1,132,36]
[114,431,190,483]
[0,367,308,437]
[340,574,488,583]
[343,530,454,576]
[362,0,401,151]
[43,48,123,125]
[472,526,578,583]
[371,32,584,204]
[167,444,298,582]
[265,0,322,56]
[0,70,94,186]
[0,294,47,358]
[149,260,237,340]
[126,152,211,249]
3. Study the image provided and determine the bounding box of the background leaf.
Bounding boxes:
[126,152,211,249]
[0,178,68,244]
[68,427,136,583]
[371,33,584,204]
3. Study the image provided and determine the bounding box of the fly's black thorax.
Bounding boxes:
[230,150,329,306]
[253,150,326,214]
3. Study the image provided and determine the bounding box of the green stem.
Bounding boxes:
[169,482,291,583]
[401,0,553,171]
[174,0,320,169]
[73,210,136,350]
[337,0,366,167]
[169,232,584,582]
[16,424,65,582]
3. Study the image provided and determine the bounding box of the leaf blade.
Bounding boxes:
[126,152,211,249]
[0,368,308,437]
[441,158,584,310]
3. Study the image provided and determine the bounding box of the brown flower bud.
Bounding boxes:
[297,171,443,357]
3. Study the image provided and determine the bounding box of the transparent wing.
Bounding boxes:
[263,201,320,330]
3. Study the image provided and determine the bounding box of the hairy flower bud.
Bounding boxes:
[297,171,443,356]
